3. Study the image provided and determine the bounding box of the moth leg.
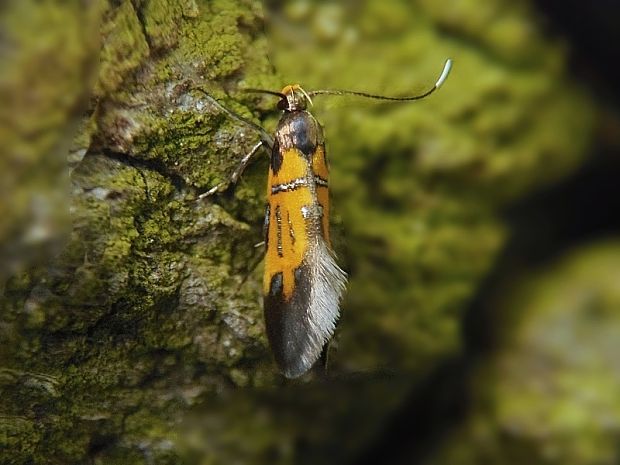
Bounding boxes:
[193,88,274,148]
[319,342,330,372]
[237,205,268,289]
[198,140,265,199]
[230,140,266,185]
[305,343,331,379]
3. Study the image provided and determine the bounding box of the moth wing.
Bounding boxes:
[264,237,347,378]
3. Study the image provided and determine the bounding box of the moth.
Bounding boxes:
[200,59,452,378]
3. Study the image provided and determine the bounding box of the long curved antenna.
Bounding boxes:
[308,58,452,101]
[243,89,287,99]
[297,86,313,107]
[246,86,314,108]
[192,88,274,147]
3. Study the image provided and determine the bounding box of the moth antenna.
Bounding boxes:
[193,88,274,147]
[434,58,452,88]
[298,86,313,107]
[243,88,287,99]
[308,58,452,101]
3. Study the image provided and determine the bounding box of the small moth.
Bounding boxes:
[201,59,452,378]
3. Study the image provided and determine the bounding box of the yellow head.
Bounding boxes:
[278,84,313,111]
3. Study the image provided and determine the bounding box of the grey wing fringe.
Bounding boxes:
[284,238,347,378]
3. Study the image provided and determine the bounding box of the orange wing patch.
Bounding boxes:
[268,148,307,191]
[312,145,330,245]
[264,148,313,300]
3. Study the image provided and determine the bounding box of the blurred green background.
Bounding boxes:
[1,0,619,464]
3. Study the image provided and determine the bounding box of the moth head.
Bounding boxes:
[278,84,313,112]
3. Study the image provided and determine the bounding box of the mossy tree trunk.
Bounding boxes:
[2,1,281,463]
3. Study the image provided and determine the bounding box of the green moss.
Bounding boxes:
[0,416,40,462]
[429,242,620,465]
[1,2,277,460]
[98,0,149,95]
[95,0,276,192]
[141,0,184,51]
[0,0,101,284]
